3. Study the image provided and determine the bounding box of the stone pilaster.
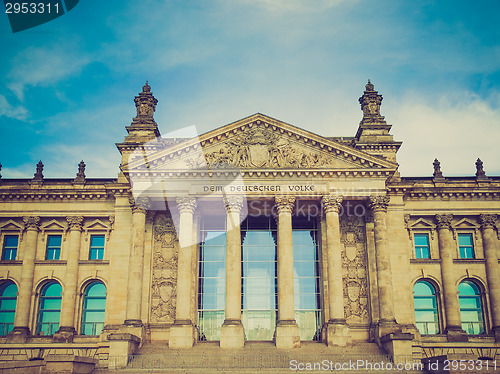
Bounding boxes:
[479,214,500,341]
[8,217,40,342]
[169,196,197,348]
[274,196,300,348]
[369,196,397,337]
[322,196,350,346]
[435,214,468,342]
[220,196,245,348]
[53,216,84,342]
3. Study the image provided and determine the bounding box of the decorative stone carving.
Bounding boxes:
[202,125,330,169]
[74,160,86,182]
[358,80,386,126]
[224,196,244,213]
[33,161,44,181]
[66,216,84,231]
[23,216,40,231]
[479,214,497,230]
[151,214,178,323]
[176,196,197,214]
[274,196,295,215]
[368,195,390,213]
[476,158,487,179]
[0,162,2,180]
[322,196,343,214]
[134,81,158,120]
[130,196,151,213]
[435,214,453,230]
[433,158,444,179]
[340,215,368,322]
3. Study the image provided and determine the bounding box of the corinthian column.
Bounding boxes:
[169,196,197,348]
[323,196,349,346]
[435,214,467,342]
[274,196,300,348]
[479,214,500,341]
[54,216,84,342]
[9,217,40,342]
[220,196,245,348]
[124,197,150,326]
[369,196,396,336]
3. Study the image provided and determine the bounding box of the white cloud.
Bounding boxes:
[388,90,500,177]
[0,95,28,120]
[241,0,349,12]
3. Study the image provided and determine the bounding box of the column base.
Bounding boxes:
[380,332,414,362]
[6,326,30,343]
[274,320,300,349]
[108,333,141,370]
[169,320,195,348]
[375,319,398,338]
[445,326,468,342]
[53,326,76,343]
[325,319,350,347]
[220,319,245,349]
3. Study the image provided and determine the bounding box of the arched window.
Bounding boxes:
[413,281,439,335]
[81,282,106,335]
[36,282,62,336]
[458,280,484,335]
[0,281,18,336]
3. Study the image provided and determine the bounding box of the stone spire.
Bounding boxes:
[358,80,387,127]
[74,160,86,183]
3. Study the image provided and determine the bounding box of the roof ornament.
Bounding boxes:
[432,158,444,180]
[0,162,2,180]
[33,160,44,181]
[74,160,86,183]
[475,158,488,180]
[143,80,151,93]
[365,79,374,91]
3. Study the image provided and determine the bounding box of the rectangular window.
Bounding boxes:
[89,235,105,260]
[2,236,18,260]
[46,235,62,260]
[414,233,430,259]
[458,234,474,259]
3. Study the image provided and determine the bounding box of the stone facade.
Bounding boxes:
[0,81,499,369]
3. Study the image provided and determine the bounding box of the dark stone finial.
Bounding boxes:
[366,79,374,91]
[433,158,444,179]
[476,158,487,180]
[143,81,151,93]
[75,160,86,182]
[0,162,2,180]
[33,160,44,181]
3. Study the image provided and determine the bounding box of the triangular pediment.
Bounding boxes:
[41,220,67,231]
[84,219,111,231]
[0,220,24,231]
[124,113,398,174]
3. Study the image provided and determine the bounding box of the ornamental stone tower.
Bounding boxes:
[354,81,401,165]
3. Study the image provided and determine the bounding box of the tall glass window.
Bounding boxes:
[293,217,321,340]
[36,282,62,336]
[458,234,474,259]
[81,282,106,335]
[458,280,484,335]
[241,216,277,341]
[46,235,62,260]
[89,235,105,260]
[198,218,226,341]
[414,233,430,259]
[0,281,18,336]
[2,235,18,260]
[413,281,439,335]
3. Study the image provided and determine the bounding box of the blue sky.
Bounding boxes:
[1,0,499,178]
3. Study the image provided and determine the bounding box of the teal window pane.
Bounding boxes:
[89,235,105,260]
[458,281,484,335]
[46,235,61,260]
[90,235,105,247]
[413,281,439,335]
[458,234,473,246]
[2,235,19,260]
[81,282,107,335]
[414,234,430,259]
[414,234,429,246]
[1,283,17,298]
[4,236,18,247]
[47,235,61,247]
[0,282,17,336]
[37,282,62,336]
[458,234,474,259]
[458,281,479,296]
[43,283,62,297]
[0,299,17,310]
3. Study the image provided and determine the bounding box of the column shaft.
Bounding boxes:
[435,214,467,341]
[13,217,40,334]
[480,214,500,340]
[55,217,83,340]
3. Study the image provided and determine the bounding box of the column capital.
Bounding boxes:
[224,196,244,214]
[322,195,343,214]
[22,216,40,231]
[274,196,295,215]
[435,214,453,230]
[479,214,497,230]
[66,216,84,231]
[130,196,151,213]
[176,196,197,214]
[368,195,390,213]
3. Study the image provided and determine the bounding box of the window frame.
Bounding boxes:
[0,281,18,336]
[458,280,485,335]
[80,281,107,336]
[45,234,62,260]
[457,232,475,259]
[1,234,19,261]
[36,281,62,336]
[88,234,106,260]
[413,280,440,335]
[413,232,431,259]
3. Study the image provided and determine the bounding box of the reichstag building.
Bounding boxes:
[0,81,498,371]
